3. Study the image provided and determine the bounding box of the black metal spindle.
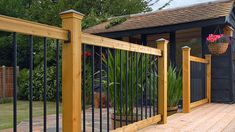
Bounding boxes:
[131,52,133,123]
[43,37,47,132]
[13,33,17,132]
[153,56,156,115]
[156,57,159,114]
[56,40,60,132]
[141,53,143,120]
[125,51,128,125]
[145,54,147,119]
[99,47,102,131]
[29,35,33,132]
[120,50,123,127]
[107,48,110,131]
[91,46,95,132]
[82,44,86,132]
[136,52,138,121]
[114,49,117,129]
[149,55,152,117]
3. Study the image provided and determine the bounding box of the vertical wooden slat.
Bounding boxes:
[60,10,84,132]
[157,39,168,124]
[205,54,211,103]
[182,46,191,113]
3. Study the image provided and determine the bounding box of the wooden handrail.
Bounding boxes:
[190,56,209,64]
[81,33,162,56]
[0,15,68,40]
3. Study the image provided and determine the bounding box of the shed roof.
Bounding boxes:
[84,0,234,34]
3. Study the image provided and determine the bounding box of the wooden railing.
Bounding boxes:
[182,46,211,113]
[0,10,168,132]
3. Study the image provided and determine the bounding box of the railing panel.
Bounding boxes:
[182,46,211,113]
[0,10,168,132]
[81,43,161,131]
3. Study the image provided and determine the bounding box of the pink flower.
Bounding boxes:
[207,34,224,43]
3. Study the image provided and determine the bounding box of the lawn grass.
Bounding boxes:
[0,101,61,130]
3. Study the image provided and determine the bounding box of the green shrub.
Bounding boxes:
[17,66,61,101]
[167,65,182,107]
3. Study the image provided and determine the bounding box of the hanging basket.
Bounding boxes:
[208,43,229,55]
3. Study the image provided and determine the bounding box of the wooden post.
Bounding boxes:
[157,39,168,124]
[60,10,84,132]
[182,46,191,113]
[205,54,211,103]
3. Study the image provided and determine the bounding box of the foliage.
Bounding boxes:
[82,50,93,105]
[101,50,157,115]
[17,66,61,101]
[105,17,127,29]
[167,65,182,107]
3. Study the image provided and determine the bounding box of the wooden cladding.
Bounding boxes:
[81,33,162,56]
[182,46,211,113]
[0,15,68,40]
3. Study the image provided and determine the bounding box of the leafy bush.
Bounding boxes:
[18,66,61,101]
[167,65,182,107]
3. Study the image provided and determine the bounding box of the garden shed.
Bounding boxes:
[85,0,235,103]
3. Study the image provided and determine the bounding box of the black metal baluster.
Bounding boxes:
[156,57,159,114]
[56,40,60,132]
[145,54,147,119]
[91,46,95,132]
[99,47,102,131]
[120,50,123,127]
[141,53,143,120]
[136,52,138,121]
[29,35,33,132]
[43,38,47,132]
[114,49,117,129]
[131,52,133,123]
[149,55,152,117]
[107,48,110,131]
[153,56,156,116]
[125,51,128,125]
[13,33,17,132]
[82,44,86,132]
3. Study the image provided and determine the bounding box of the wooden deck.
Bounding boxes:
[138,103,235,132]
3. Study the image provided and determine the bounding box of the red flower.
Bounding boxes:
[83,51,92,57]
[207,34,224,43]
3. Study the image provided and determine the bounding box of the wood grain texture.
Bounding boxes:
[81,33,162,56]
[157,39,168,124]
[0,15,68,40]
[205,54,211,103]
[61,11,83,132]
[190,56,208,64]
[182,47,191,113]
[138,103,235,132]
[111,115,161,132]
[190,98,208,109]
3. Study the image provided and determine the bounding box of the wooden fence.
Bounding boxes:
[182,46,211,113]
[0,10,168,132]
[0,66,19,99]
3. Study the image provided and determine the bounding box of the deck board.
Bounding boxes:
[138,103,235,132]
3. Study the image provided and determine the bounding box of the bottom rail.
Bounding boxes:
[111,114,161,132]
[191,98,208,109]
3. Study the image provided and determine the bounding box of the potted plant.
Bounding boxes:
[207,34,230,55]
[167,65,182,116]
[101,50,157,128]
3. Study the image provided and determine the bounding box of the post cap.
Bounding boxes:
[60,9,84,20]
[182,46,191,50]
[156,38,169,43]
